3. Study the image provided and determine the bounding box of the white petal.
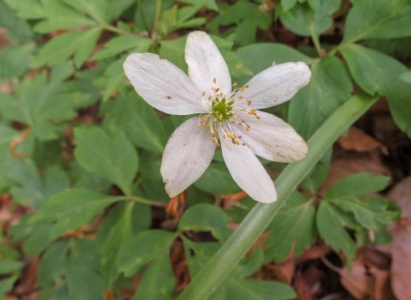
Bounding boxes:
[185,31,231,99]
[238,111,308,163]
[234,62,311,109]
[124,53,205,115]
[220,131,277,203]
[161,117,216,197]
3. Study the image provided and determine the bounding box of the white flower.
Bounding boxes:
[124,31,311,203]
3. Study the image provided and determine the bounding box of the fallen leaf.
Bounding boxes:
[338,127,388,155]
[386,177,411,300]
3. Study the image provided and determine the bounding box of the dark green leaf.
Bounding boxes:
[317,202,356,261]
[343,0,411,43]
[288,55,352,139]
[101,92,167,153]
[117,230,175,277]
[340,44,411,136]
[178,204,232,241]
[326,173,389,198]
[195,162,240,195]
[266,192,317,262]
[74,126,138,194]
[31,189,117,239]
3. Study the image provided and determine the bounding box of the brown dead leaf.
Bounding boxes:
[386,177,411,300]
[338,127,388,155]
[293,265,323,300]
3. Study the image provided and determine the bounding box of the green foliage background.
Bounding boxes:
[0,0,409,298]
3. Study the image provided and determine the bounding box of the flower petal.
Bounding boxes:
[124,53,205,115]
[220,132,277,203]
[161,117,216,197]
[237,111,308,163]
[185,31,231,99]
[234,62,311,109]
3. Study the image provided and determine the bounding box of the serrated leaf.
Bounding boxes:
[117,230,176,277]
[279,0,341,37]
[326,173,389,199]
[266,192,317,262]
[178,204,232,241]
[288,55,352,139]
[344,0,411,43]
[340,44,411,136]
[0,43,35,79]
[195,162,240,195]
[74,126,138,194]
[93,35,151,60]
[317,202,356,261]
[31,189,117,239]
[32,28,102,68]
[101,92,167,153]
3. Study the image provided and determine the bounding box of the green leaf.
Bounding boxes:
[180,0,218,11]
[282,0,299,12]
[93,35,151,60]
[159,36,187,71]
[0,43,35,79]
[0,259,24,275]
[8,161,70,208]
[340,44,411,136]
[0,1,33,43]
[279,0,341,36]
[32,28,102,68]
[301,148,332,193]
[101,92,167,153]
[195,162,240,195]
[74,126,138,194]
[343,0,411,43]
[62,0,109,23]
[65,240,105,300]
[117,230,175,277]
[317,202,356,261]
[3,0,45,19]
[266,192,317,262]
[98,202,134,287]
[326,173,389,199]
[288,55,352,139]
[31,189,117,239]
[178,204,232,241]
[133,255,175,300]
[237,43,312,75]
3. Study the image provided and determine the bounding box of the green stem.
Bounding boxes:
[102,24,140,37]
[116,195,167,207]
[311,31,322,57]
[137,0,151,36]
[177,93,377,300]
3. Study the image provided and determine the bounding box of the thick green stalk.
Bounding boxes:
[178,93,377,300]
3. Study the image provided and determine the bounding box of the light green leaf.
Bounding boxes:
[32,28,102,68]
[282,0,299,11]
[31,189,117,239]
[317,202,356,261]
[3,0,45,19]
[0,43,35,79]
[93,35,152,60]
[266,192,317,262]
[180,0,218,11]
[0,259,24,275]
[340,44,411,136]
[279,0,341,36]
[178,204,232,241]
[101,92,167,153]
[343,0,411,43]
[74,126,138,194]
[326,173,389,199]
[117,230,176,277]
[288,55,352,139]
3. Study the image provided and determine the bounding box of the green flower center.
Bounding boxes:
[210,97,234,121]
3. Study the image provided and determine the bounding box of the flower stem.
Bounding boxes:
[177,93,377,300]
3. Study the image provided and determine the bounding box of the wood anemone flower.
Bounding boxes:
[124,31,311,203]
